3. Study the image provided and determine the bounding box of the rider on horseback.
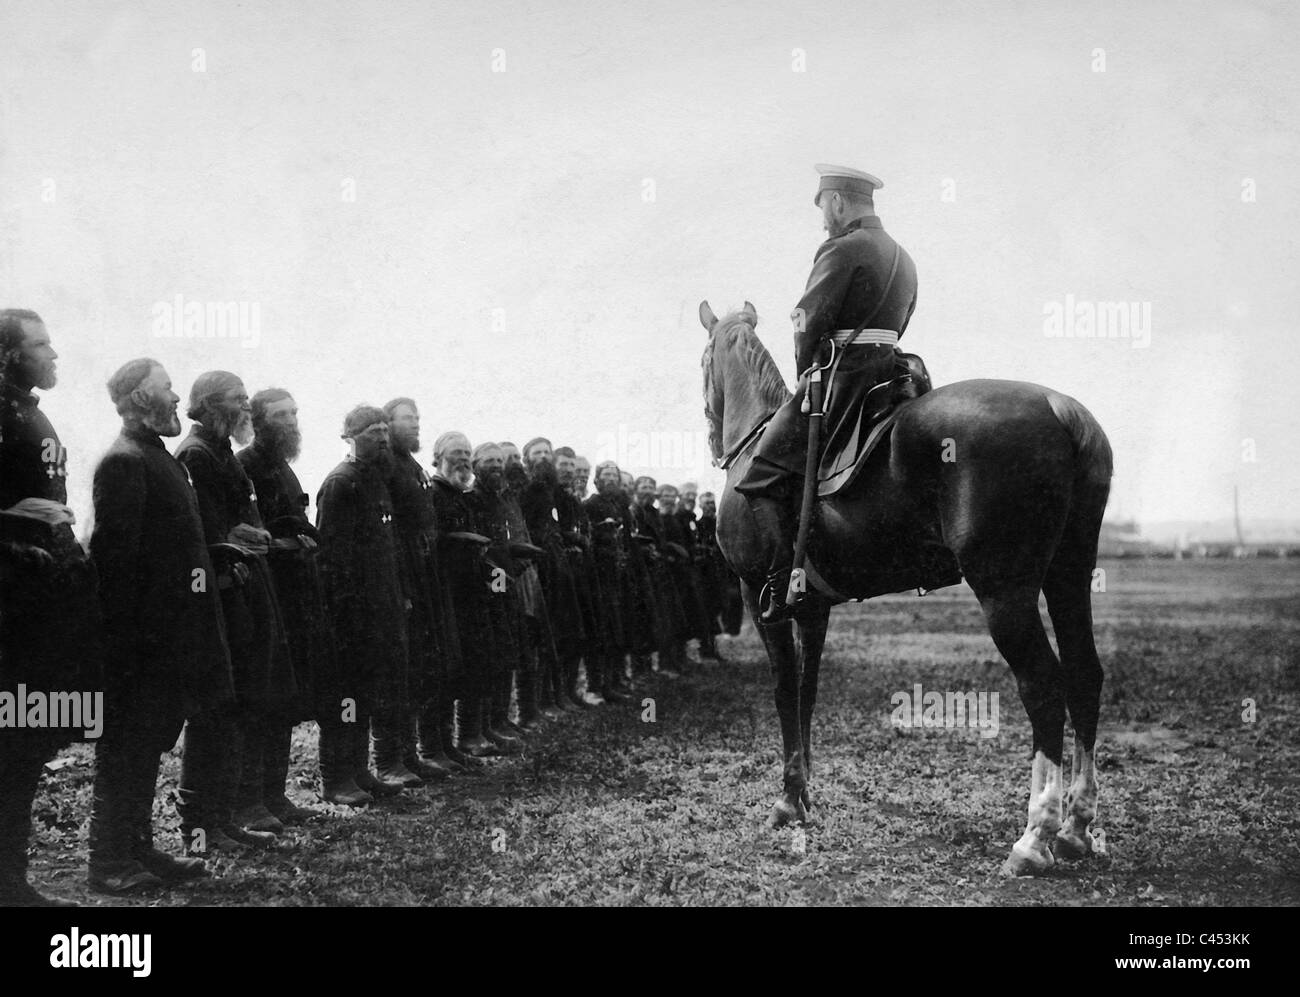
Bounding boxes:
[735,164,918,624]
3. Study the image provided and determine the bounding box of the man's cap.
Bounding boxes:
[523,437,552,458]
[815,163,883,204]
[471,441,503,463]
[341,404,387,439]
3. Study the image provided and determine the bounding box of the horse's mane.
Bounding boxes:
[702,310,793,455]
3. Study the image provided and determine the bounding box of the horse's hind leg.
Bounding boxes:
[970,581,1067,876]
[1042,515,1106,860]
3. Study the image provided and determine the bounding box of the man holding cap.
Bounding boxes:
[735,164,919,623]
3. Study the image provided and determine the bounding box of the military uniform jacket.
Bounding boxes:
[792,215,918,374]
[316,458,408,708]
[90,426,232,723]
[1,383,103,739]
[748,215,919,483]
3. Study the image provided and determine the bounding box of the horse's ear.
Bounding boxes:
[699,300,718,332]
[742,301,757,326]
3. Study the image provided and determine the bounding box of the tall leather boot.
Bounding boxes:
[232,713,283,834]
[352,716,405,798]
[437,696,470,771]
[319,719,372,806]
[263,723,316,823]
[485,673,522,753]
[1,748,76,907]
[517,659,543,731]
[601,654,631,704]
[747,493,797,624]
[456,697,497,758]
[372,708,423,788]
[411,700,457,779]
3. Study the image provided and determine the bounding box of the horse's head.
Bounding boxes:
[699,299,758,462]
[699,299,789,464]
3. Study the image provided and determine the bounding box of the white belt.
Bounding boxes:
[831,328,898,347]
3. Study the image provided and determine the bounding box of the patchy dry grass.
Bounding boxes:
[26,559,1300,906]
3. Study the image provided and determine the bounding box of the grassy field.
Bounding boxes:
[27,558,1300,906]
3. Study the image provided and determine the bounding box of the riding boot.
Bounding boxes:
[516,660,543,730]
[457,697,497,757]
[352,718,404,798]
[747,494,796,624]
[600,654,631,703]
[319,719,372,806]
[232,712,283,834]
[372,709,424,788]
[412,700,458,778]
[436,696,471,770]
[262,723,316,822]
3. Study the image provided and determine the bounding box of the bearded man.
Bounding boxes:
[316,407,410,798]
[633,476,689,676]
[573,456,592,501]
[697,491,738,638]
[554,446,602,705]
[656,484,700,673]
[670,483,721,661]
[383,397,458,780]
[521,438,587,710]
[501,441,553,725]
[175,373,294,848]
[429,431,497,757]
[237,389,337,810]
[0,309,103,904]
[583,460,634,703]
[467,442,533,752]
[88,358,231,892]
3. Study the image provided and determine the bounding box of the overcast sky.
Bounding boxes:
[3,0,1297,534]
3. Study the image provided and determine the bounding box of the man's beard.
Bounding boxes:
[214,408,254,446]
[504,463,528,492]
[364,448,395,475]
[392,427,419,455]
[257,423,301,463]
[142,396,182,437]
[450,465,473,489]
[477,468,503,493]
[596,477,618,496]
[528,458,557,488]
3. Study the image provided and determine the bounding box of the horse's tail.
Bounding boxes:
[1046,391,1113,486]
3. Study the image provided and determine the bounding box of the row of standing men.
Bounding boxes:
[0,309,742,904]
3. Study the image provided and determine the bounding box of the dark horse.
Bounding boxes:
[700,300,1112,875]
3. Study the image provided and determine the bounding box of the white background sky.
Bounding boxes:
[3,0,1297,535]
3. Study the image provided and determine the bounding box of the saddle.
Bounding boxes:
[816,350,932,497]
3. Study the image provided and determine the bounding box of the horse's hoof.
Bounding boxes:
[1002,838,1055,877]
[1053,828,1094,861]
[768,796,807,829]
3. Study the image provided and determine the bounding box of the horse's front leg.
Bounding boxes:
[744,580,807,827]
[795,599,831,814]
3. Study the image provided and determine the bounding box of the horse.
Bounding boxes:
[699,300,1113,875]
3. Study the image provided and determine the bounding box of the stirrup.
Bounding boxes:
[759,571,795,625]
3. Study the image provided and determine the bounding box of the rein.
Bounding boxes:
[716,412,775,471]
